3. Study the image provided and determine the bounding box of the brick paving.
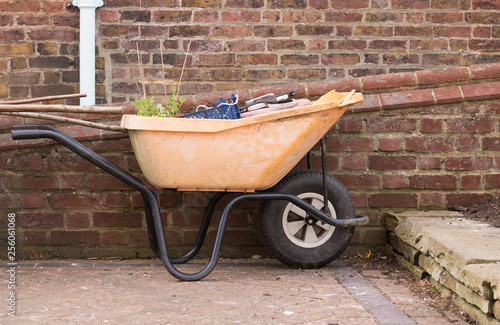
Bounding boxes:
[0,259,460,324]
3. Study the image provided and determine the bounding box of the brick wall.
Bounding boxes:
[0,1,93,103]
[1,64,500,259]
[98,0,500,104]
[1,0,500,259]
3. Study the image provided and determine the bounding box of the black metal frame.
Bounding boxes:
[12,125,368,281]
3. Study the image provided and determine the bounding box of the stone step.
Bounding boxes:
[385,210,500,324]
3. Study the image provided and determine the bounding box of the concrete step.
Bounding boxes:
[385,210,500,325]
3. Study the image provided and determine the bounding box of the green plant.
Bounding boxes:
[133,87,185,118]
[132,40,189,118]
[163,86,185,116]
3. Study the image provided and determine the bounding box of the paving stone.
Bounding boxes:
[395,217,500,284]
[456,281,494,314]
[462,263,500,300]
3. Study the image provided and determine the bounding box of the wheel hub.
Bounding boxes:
[282,192,337,249]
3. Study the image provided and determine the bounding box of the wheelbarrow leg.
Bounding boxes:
[169,192,228,264]
[11,125,234,281]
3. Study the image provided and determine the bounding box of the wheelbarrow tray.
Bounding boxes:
[121,90,362,192]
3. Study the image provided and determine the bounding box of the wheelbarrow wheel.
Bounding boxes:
[258,170,355,269]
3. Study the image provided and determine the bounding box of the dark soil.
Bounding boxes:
[452,196,500,228]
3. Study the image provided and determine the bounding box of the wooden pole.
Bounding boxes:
[0,112,127,132]
[0,104,124,114]
[0,93,87,104]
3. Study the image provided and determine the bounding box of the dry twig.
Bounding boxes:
[0,111,127,132]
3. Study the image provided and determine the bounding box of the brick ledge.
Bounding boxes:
[1,63,500,151]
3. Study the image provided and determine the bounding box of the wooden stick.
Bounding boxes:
[0,112,127,132]
[0,104,124,114]
[0,93,87,104]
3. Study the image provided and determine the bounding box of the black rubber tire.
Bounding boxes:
[258,170,355,269]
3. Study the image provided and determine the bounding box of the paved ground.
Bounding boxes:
[0,259,466,324]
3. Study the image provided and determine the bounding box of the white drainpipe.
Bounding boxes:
[72,0,103,105]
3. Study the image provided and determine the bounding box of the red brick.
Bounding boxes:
[473,0,500,9]
[351,193,367,207]
[333,174,380,189]
[445,156,493,170]
[483,137,500,151]
[460,175,482,189]
[352,94,381,112]
[339,117,363,133]
[226,39,265,52]
[470,63,500,80]
[378,137,402,151]
[410,39,448,51]
[321,53,360,65]
[331,0,369,8]
[24,175,57,190]
[67,213,90,228]
[367,118,416,132]
[461,82,500,101]
[329,40,367,51]
[15,155,42,170]
[420,118,443,133]
[369,193,417,207]
[409,175,457,189]
[472,39,500,51]
[383,174,407,189]
[51,193,102,209]
[212,229,257,245]
[22,193,47,208]
[369,155,417,170]
[485,174,500,188]
[105,193,130,207]
[100,10,119,22]
[435,26,471,38]
[420,193,443,207]
[22,231,47,245]
[57,174,83,189]
[0,194,18,208]
[417,67,469,85]
[342,154,366,169]
[87,174,132,191]
[212,25,252,37]
[222,10,260,22]
[406,136,454,153]
[473,26,491,38]
[362,72,415,90]
[434,86,463,104]
[326,136,375,152]
[50,230,100,246]
[268,0,307,8]
[426,12,464,24]
[102,231,127,246]
[369,40,407,50]
[380,89,435,110]
[456,137,480,152]
[309,0,328,9]
[129,229,180,246]
[254,26,293,37]
[326,12,363,23]
[281,54,318,65]
[446,193,493,207]
[93,212,142,227]
[418,156,441,169]
[193,10,218,22]
[432,0,470,9]
[18,212,63,228]
[225,0,265,7]
[307,79,362,96]
[447,118,495,133]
